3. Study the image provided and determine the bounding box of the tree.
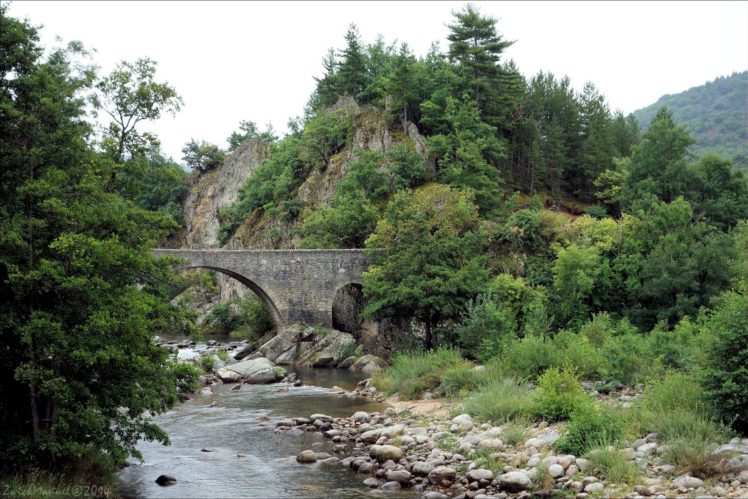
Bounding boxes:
[92,57,182,163]
[226,120,277,151]
[447,3,514,127]
[182,139,225,173]
[386,43,417,133]
[337,24,367,98]
[621,107,695,212]
[0,7,195,473]
[699,290,748,433]
[553,243,603,324]
[363,184,489,349]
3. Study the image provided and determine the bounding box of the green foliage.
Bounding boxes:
[363,184,489,348]
[181,139,225,173]
[552,243,603,324]
[454,293,517,361]
[531,365,590,421]
[93,57,183,162]
[226,120,277,151]
[169,362,201,393]
[633,71,748,171]
[0,10,195,472]
[662,438,723,478]
[200,355,216,373]
[555,403,624,455]
[462,377,536,424]
[501,421,532,447]
[586,447,639,484]
[699,290,748,433]
[371,348,470,400]
[501,335,556,379]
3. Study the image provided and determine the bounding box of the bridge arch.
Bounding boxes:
[185,265,284,330]
[154,248,369,330]
[332,282,365,336]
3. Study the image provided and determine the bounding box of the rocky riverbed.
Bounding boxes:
[279,384,748,499]
[149,334,748,498]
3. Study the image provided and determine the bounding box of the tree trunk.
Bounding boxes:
[423,313,435,350]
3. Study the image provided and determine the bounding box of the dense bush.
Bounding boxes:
[555,403,623,455]
[531,365,590,421]
[699,290,748,433]
[454,293,517,361]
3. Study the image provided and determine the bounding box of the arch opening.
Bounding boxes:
[332,283,365,337]
[185,265,284,331]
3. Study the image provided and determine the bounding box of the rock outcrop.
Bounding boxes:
[246,324,355,367]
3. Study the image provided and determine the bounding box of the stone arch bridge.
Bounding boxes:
[153,249,368,329]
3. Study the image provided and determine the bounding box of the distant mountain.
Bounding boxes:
[633,71,748,171]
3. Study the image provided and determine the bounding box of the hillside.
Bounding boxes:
[633,71,748,170]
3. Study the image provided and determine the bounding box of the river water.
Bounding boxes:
[117,367,396,498]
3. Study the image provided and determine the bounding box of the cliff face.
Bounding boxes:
[226,103,428,250]
[172,139,271,250]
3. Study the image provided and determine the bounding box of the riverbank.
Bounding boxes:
[283,383,748,499]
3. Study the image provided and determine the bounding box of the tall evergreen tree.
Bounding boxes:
[447,4,514,128]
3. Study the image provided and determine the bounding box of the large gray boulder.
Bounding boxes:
[497,471,533,492]
[249,325,356,367]
[224,357,285,384]
[349,354,388,375]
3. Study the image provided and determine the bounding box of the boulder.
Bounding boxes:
[216,368,241,383]
[351,411,369,424]
[478,438,504,450]
[225,357,285,384]
[338,356,357,369]
[525,430,561,449]
[497,471,533,492]
[349,354,388,375]
[729,455,748,472]
[370,444,404,462]
[548,464,564,478]
[672,475,704,489]
[296,450,317,463]
[451,414,474,433]
[428,466,457,487]
[155,474,177,486]
[467,469,494,482]
[411,461,435,476]
[385,469,411,484]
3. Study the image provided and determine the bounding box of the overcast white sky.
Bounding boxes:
[8,1,748,162]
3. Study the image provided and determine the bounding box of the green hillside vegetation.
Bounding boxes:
[218,4,748,444]
[1,2,747,491]
[633,71,748,171]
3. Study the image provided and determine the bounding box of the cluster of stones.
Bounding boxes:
[278,401,748,499]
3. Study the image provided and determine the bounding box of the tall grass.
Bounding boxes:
[463,377,536,423]
[371,348,472,400]
[587,447,639,484]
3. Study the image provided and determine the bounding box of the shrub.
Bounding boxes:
[439,365,482,397]
[552,330,603,379]
[598,331,661,384]
[455,293,517,361]
[699,290,748,433]
[639,372,727,443]
[531,365,590,421]
[169,362,201,393]
[501,335,556,379]
[555,403,624,455]
[463,377,535,424]
[587,447,639,484]
[200,355,216,373]
[662,438,723,478]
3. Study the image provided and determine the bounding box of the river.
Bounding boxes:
[117,366,403,498]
